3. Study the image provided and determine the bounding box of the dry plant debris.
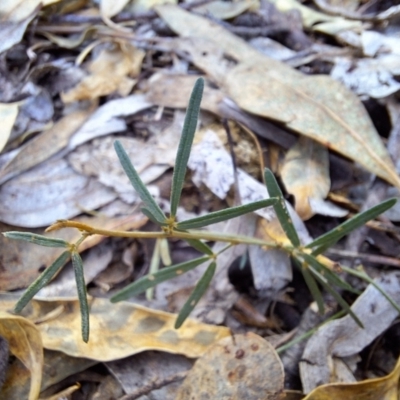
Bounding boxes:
[1,0,400,398]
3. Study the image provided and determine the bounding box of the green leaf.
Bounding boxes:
[4,232,69,248]
[300,263,325,314]
[341,266,400,314]
[264,168,300,247]
[184,238,214,256]
[141,207,166,225]
[310,266,363,328]
[306,198,397,256]
[110,256,209,302]
[170,78,204,217]
[14,251,70,313]
[176,199,276,230]
[114,140,166,224]
[175,261,216,328]
[301,253,360,294]
[71,252,89,343]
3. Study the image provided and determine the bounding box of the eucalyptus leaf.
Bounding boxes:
[114,140,166,224]
[14,251,70,313]
[306,198,397,255]
[3,232,69,248]
[170,78,204,217]
[176,199,276,230]
[110,256,209,302]
[175,261,216,328]
[72,252,90,342]
[264,168,300,247]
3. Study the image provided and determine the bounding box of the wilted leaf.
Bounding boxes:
[0,296,230,361]
[0,312,43,400]
[156,5,400,189]
[176,332,284,399]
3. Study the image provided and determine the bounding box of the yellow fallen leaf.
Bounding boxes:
[303,356,400,400]
[0,312,43,400]
[0,296,230,361]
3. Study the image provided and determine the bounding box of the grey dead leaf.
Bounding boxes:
[0,157,116,227]
[0,102,95,185]
[299,272,400,393]
[106,352,194,399]
[176,332,285,400]
[156,5,400,189]
[281,136,347,220]
[0,1,47,54]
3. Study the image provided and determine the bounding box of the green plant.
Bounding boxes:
[4,78,399,342]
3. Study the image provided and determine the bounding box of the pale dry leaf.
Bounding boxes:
[0,158,116,227]
[0,102,95,185]
[194,0,256,20]
[0,102,19,152]
[0,295,231,361]
[100,0,130,18]
[156,5,400,189]
[176,332,285,400]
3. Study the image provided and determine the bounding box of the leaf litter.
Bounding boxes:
[1,0,400,398]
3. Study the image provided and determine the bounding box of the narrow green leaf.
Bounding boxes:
[301,253,360,294]
[176,199,276,230]
[170,78,204,217]
[14,251,70,313]
[310,266,363,328]
[175,261,216,328]
[341,266,400,314]
[306,198,397,256]
[264,168,300,247]
[4,232,69,248]
[184,238,214,256]
[141,207,166,225]
[114,140,166,224]
[300,264,325,314]
[71,252,89,343]
[110,256,209,302]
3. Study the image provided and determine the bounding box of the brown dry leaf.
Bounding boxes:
[0,296,230,361]
[0,312,43,400]
[156,5,400,189]
[0,102,95,185]
[0,102,20,153]
[303,356,400,400]
[62,42,145,102]
[176,332,285,400]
